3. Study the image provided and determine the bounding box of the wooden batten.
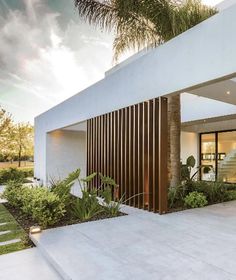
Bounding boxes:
[87,97,168,214]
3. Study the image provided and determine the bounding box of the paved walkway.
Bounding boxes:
[0,248,61,280]
[31,201,236,280]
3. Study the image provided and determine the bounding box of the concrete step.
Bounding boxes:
[30,233,73,280]
[0,248,62,280]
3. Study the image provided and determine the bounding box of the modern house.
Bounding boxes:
[35,0,236,214]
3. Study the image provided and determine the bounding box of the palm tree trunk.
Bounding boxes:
[168,94,181,187]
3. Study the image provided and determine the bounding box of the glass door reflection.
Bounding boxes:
[201,133,216,181]
[217,131,236,183]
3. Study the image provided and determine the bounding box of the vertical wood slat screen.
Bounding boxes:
[87,97,168,214]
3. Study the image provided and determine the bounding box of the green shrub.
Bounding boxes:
[72,188,103,221]
[205,182,228,203]
[225,190,236,201]
[184,191,208,208]
[223,183,236,191]
[0,168,25,184]
[0,168,33,184]
[189,181,227,203]
[3,181,26,207]
[28,188,65,228]
[168,185,188,208]
[21,168,34,178]
[4,181,65,228]
[184,181,229,204]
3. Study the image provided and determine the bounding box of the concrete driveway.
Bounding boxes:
[30,201,236,280]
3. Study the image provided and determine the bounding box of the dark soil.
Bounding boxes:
[4,203,126,233]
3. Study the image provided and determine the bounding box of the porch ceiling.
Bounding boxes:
[182,114,236,133]
[189,79,236,105]
[61,121,87,132]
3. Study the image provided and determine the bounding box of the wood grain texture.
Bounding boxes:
[87,97,168,214]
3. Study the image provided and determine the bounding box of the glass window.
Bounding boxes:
[217,131,236,183]
[201,133,216,181]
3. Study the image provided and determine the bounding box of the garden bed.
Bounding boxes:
[2,169,127,236]
[4,202,126,233]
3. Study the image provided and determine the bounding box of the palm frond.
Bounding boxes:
[74,0,117,31]
[75,0,218,61]
[113,19,160,62]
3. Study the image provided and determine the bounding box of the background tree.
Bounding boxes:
[0,107,34,166]
[74,0,217,187]
[0,107,13,153]
[10,123,34,167]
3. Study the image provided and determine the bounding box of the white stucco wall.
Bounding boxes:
[35,4,236,182]
[46,130,86,183]
[181,132,199,165]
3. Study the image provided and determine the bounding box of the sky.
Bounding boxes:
[0,0,223,124]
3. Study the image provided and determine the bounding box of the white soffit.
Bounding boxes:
[61,121,87,132]
[189,79,236,105]
[181,92,236,123]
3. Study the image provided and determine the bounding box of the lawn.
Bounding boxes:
[0,161,34,170]
[0,204,32,255]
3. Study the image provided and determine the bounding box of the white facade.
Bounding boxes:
[35,3,236,183]
[46,130,86,181]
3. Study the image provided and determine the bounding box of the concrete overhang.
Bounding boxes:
[35,3,236,133]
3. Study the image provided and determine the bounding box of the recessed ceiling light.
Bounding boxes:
[226,91,231,95]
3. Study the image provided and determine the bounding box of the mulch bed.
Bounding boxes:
[4,203,126,234]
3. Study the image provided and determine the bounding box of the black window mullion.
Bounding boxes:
[215,132,218,182]
[199,133,202,181]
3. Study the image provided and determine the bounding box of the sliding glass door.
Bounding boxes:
[218,131,236,183]
[200,133,216,181]
[200,131,236,183]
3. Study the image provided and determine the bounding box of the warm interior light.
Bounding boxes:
[226,91,231,95]
[30,226,42,234]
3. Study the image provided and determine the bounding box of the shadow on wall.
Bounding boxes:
[46,130,87,183]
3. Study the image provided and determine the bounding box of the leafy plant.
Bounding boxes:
[50,169,81,208]
[2,181,25,207]
[0,168,25,184]
[205,181,228,203]
[72,188,103,221]
[225,190,236,201]
[168,182,194,209]
[98,174,123,216]
[4,181,66,228]
[81,172,97,184]
[28,188,65,228]
[181,155,211,182]
[21,168,34,178]
[187,181,228,204]
[184,191,208,208]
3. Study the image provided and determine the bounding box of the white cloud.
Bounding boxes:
[0,0,114,123]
